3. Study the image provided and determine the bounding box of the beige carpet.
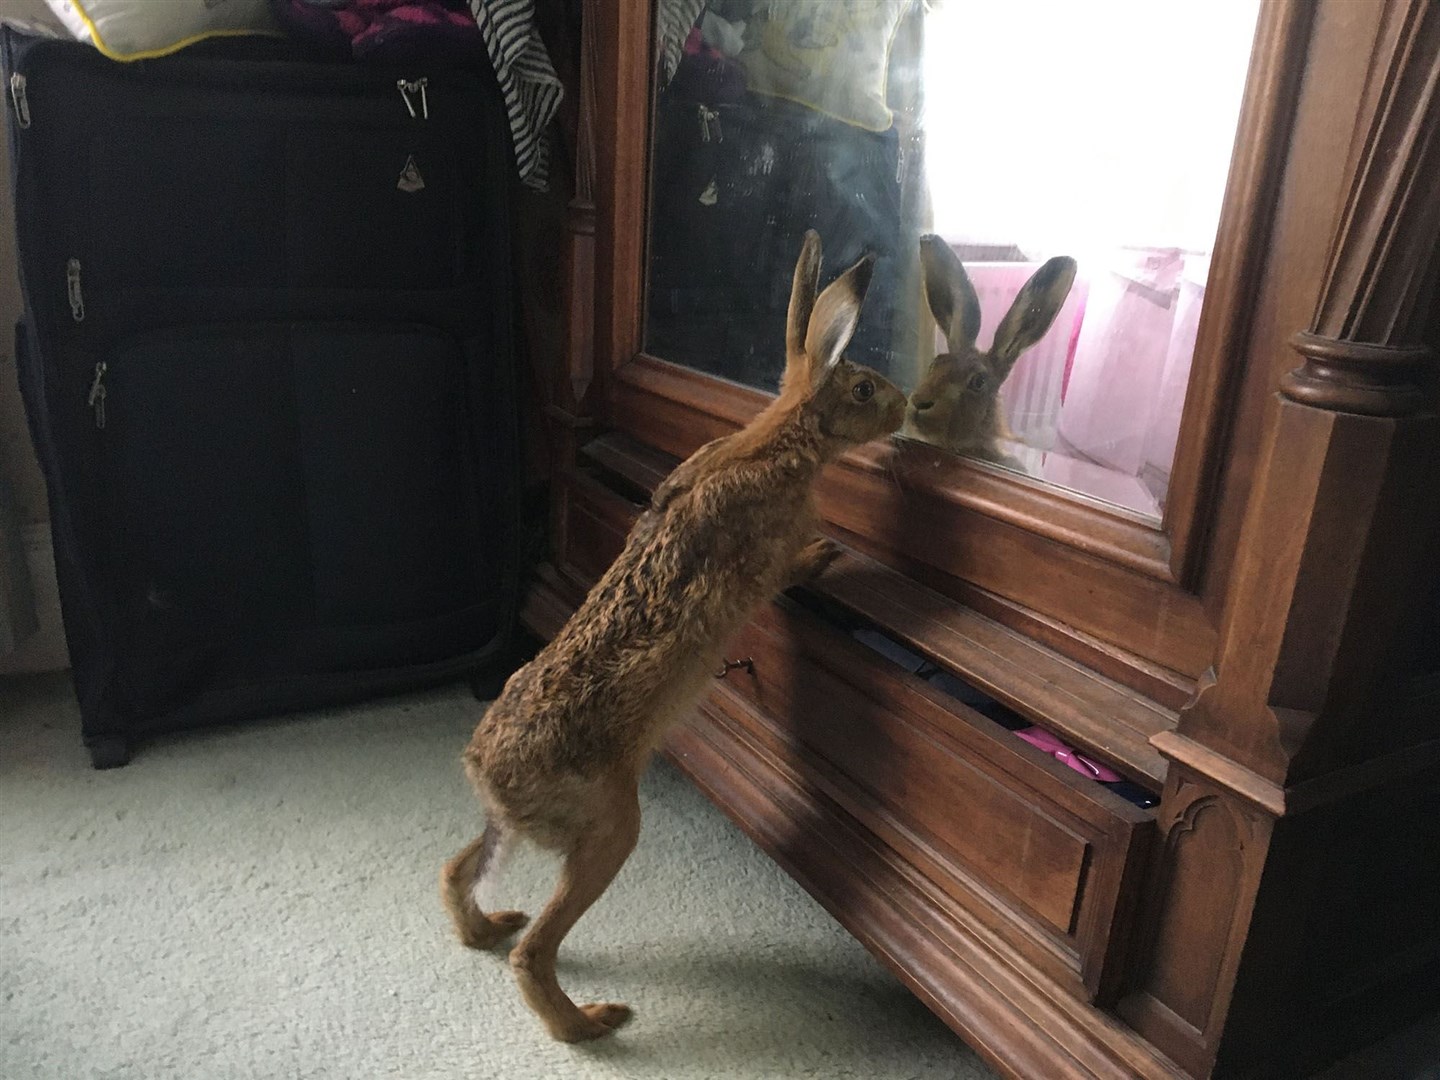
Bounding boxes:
[0,673,994,1080]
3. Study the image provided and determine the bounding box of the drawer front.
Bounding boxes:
[556,467,1154,1001]
[721,604,1153,1000]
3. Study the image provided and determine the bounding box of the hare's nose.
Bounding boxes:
[912,399,935,412]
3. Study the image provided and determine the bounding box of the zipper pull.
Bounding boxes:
[9,72,30,129]
[697,104,721,143]
[87,361,107,430]
[397,78,429,120]
[66,258,84,322]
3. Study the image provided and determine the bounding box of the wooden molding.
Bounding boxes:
[1276,0,1440,414]
[1175,0,1440,791]
[1117,772,1273,1077]
[1148,730,1285,817]
[1165,0,1316,585]
[554,3,600,418]
[1282,332,1434,416]
[1306,0,1440,351]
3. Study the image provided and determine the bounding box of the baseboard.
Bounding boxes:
[0,522,69,676]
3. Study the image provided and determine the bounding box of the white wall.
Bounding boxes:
[0,0,71,673]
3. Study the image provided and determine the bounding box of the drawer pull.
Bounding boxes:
[715,657,754,679]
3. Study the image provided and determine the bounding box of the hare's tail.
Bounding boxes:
[440,822,528,950]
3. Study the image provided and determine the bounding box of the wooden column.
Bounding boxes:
[1121,2,1440,1075]
[540,1,599,571]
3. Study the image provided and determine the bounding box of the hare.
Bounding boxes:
[441,231,906,1043]
[903,234,1076,468]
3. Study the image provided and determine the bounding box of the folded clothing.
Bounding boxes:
[269,0,480,64]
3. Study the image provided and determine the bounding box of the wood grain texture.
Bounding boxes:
[669,697,1187,1080]
[1131,4,1440,1076]
[1164,0,1316,587]
[1193,0,1391,629]
[591,0,650,389]
[1178,0,1440,789]
[1117,773,1273,1080]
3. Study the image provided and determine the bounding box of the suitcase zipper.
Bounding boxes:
[9,72,29,129]
[396,77,429,120]
[66,257,84,321]
[87,361,107,430]
[697,104,722,143]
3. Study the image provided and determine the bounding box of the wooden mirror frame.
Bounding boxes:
[558,1,1381,721]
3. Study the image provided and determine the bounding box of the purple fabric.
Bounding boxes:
[270,0,484,64]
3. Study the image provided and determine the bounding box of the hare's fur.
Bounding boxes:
[904,235,1076,467]
[442,232,906,1043]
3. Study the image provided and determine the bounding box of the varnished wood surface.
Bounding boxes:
[1163,0,1315,586]
[549,0,1440,1075]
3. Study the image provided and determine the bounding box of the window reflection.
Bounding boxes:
[646,0,1260,520]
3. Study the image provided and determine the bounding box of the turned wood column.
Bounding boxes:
[1121,3,1440,1076]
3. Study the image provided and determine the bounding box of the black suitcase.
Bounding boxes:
[3,27,522,767]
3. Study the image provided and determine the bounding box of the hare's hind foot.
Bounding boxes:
[510,779,642,1042]
[457,909,530,951]
[553,1002,633,1043]
[441,824,527,950]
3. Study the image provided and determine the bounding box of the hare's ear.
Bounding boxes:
[990,256,1077,379]
[783,230,824,391]
[919,234,981,351]
[804,252,875,390]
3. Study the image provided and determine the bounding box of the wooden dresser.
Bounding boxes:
[518,2,1440,1076]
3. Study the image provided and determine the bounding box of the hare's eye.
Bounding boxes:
[966,372,988,393]
[852,379,875,403]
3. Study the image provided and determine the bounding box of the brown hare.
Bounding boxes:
[904,234,1076,468]
[441,231,906,1043]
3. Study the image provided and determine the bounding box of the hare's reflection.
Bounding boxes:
[901,235,1076,474]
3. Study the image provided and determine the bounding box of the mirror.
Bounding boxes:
[644,0,1261,521]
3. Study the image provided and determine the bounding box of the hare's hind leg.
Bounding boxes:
[510,780,641,1042]
[441,822,529,950]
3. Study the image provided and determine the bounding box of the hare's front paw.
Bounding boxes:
[791,537,841,585]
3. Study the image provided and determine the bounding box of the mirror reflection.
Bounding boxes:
[645,1,1261,520]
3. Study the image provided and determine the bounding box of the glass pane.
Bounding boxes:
[644,0,1261,522]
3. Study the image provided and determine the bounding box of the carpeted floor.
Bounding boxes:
[0,673,995,1080]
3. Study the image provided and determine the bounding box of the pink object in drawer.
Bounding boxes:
[1014,726,1123,783]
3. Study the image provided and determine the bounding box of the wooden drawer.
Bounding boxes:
[553,465,1156,1002]
[718,601,1154,1002]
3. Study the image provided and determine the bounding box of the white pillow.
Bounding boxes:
[739,2,908,132]
[44,0,276,61]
